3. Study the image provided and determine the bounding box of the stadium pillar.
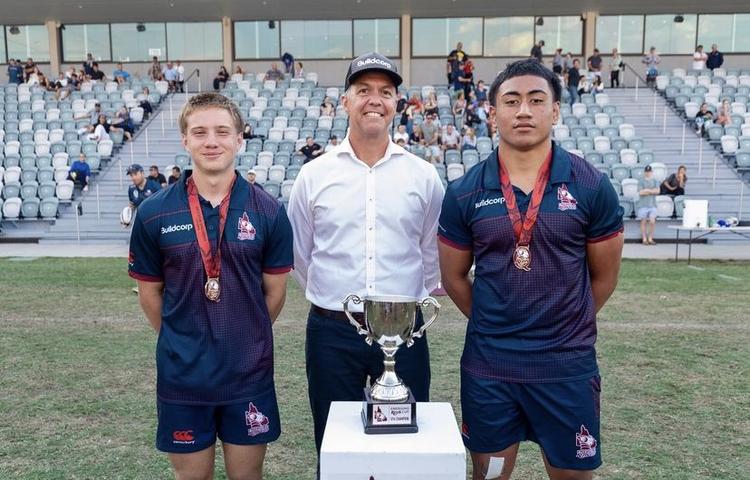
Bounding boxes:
[47,21,61,75]
[582,11,598,60]
[400,14,411,87]
[222,16,233,71]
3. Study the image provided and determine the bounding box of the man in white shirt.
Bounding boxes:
[393,124,409,144]
[324,135,339,153]
[287,52,445,454]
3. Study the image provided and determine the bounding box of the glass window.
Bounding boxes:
[698,14,750,53]
[0,26,6,63]
[534,16,583,54]
[234,21,280,59]
[6,25,50,62]
[111,23,167,62]
[167,22,222,60]
[484,17,534,56]
[412,18,482,57]
[281,20,352,59]
[736,14,750,52]
[61,24,111,62]
[353,19,399,57]
[595,15,644,54]
[644,15,697,54]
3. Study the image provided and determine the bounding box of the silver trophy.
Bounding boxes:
[342,294,440,433]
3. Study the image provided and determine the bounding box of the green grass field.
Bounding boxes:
[0,258,748,479]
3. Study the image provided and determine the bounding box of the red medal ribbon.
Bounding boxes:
[187,175,236,285]
[498,150,552,248]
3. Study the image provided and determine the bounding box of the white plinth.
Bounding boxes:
[320,401,466,480]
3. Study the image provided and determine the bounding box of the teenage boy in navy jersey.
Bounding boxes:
[438,59,624,480]
[129,92,293,480]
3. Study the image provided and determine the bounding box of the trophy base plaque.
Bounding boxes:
[361,388,418,434]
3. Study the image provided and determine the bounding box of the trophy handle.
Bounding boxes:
[408,296,440,347]
[343,294,372,345]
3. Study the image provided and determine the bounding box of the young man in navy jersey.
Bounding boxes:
[128,92,293,480]
[438,59,624,480]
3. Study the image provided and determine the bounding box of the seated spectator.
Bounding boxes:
[265,63,283,81]
[423,92,438,117]
[88,114,111,142]
[441,124,461,152]
[409,125,425,146]
[297,136,323,163]
[148,56,162,81]
[112,62,130,83]
[395,138,408,150]
[7,59,24,84]
[213,66,229,90]
[67,153,91,192]
[36,71,51,90]
[234,64,246,76]
[51,73,70,100]
[396,91,407,115]
[246,169,258,186]
[407,93,423,115]
[694,102,714,134]
[168,166,181,185]
[393,125,409,144]
[715,100,732,127]
[452,91,467,129]
[83,53,95,77]
[660,165,687,197]
[462,127,477,151]
[320,97,335,117]
[149,165,168,187]
[295,62,305,79]
[90,63,105,81]
[23,57,36,82]
[111,106,134,141]
[420,115,441,163]
[243,123,262,140]
[475,80,487,103]
[637,165,660,245]
[162,62,178,92]
[475,101,490,137]
[324,135,340,153]
[591,75,604,97]
[139,87,153,117]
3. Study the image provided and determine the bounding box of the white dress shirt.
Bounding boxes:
[287,136,445,312]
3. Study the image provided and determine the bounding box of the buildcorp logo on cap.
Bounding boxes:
[356,57,392,69]
[345,52,402,90]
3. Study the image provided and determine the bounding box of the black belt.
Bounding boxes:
[311,304,365,325]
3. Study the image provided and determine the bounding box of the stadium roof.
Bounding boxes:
[4,0,750,24]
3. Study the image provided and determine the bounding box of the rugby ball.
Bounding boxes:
[120,206,135,227]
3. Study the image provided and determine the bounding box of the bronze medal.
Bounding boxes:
[512,245,531,271]
[205,277,221,302]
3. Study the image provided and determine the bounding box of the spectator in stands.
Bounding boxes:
[441,124,461,153]
[421,114,441,163]
[111,106,134,141]
[265,63,283,81]
[660,165,687,197]
[67,153,91,192]
[281,52,295,76]
[475,80,488,103]
[447,42,467,88]
[393,124,409,144]
[716,99,732,127]
[552,48,564,74]
[139,87,153,117]
[591,75,604,98]
[464,103,482,135]
[407,92,423,115]
[89,63,105,81]
[458,60,475,98]
[396,91,407,115]
[530,40,544,62]
[477,101,491,137]
[243,123,262,140]
[461,127,477,152]
[175,60,185,92]
[51,73,70,101]
[112,62,130,84]
[234,64,246,76]
[7,59,23,84]
[325,135,340,153]
[563,52,574,73]
[168,166,181,185]
[88,114,111,142]
[83,53,95,77]
[565,59,582,105]
[706,44,724,71]
[213,66,229,91]
[587,49,603,79]
[609,48,623,88]
[148,56,162,81]
[23,58,36,82]
[453,91,467,129]
[295,62,305,79]
[246,169,258,186]
[149,165,168,187]
[410,125,425,146]
[320,97,335,117]
[692,45,708,71]
[637,165,659,245]
[642,47,660,87]
[694,102,714,134]
[423,92,439,117]
[395,138,408,150]
[298,136,323,163]
[126,164,161,209]
[162,62,178,92]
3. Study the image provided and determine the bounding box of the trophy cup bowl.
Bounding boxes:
[343,294,440,433]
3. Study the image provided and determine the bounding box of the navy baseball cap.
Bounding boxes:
[644,165,653,172]
[344,52,402,91]
[126,164,144,175]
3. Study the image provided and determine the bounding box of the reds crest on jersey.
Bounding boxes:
[558,184,578,211]
[575,424,597,459]
[237,212,257,241]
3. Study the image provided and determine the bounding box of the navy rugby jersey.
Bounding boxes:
[128,178,162,208]
[128,170,293,405]
[439,142,623,383]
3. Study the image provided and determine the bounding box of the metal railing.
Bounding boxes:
[184,68,201,95]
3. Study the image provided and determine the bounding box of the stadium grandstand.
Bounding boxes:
[1,3,749,244]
